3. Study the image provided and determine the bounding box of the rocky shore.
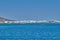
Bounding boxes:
[0,17,60,24]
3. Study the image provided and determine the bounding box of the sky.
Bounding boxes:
[0,0,60,20]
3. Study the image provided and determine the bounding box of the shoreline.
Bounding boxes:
[0,20,60,24]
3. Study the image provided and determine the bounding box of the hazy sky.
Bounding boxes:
[0,0,60,20]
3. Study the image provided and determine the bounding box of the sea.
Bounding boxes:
[0,23,60,40]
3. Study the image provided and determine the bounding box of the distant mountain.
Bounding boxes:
[0,17,12,22]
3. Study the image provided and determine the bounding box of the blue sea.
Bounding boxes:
[0,23,60,40]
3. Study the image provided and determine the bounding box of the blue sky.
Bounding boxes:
[0,0,60,20]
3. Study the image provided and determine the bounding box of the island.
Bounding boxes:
[0,17,60,24]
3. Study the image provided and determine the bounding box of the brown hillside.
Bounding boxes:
[0,17,11,22]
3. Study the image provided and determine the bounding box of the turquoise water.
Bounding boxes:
[0,23,60,40]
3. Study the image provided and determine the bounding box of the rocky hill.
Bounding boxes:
[0,17,11,22]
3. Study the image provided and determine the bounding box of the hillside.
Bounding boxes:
[0,17,11,22]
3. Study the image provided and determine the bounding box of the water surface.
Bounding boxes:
[0,23,60,40]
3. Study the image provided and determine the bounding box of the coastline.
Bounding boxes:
[0,20,60,24]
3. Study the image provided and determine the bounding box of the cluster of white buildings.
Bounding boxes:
[0,20,60,24]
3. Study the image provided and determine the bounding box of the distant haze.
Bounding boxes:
[0,0,60,20]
